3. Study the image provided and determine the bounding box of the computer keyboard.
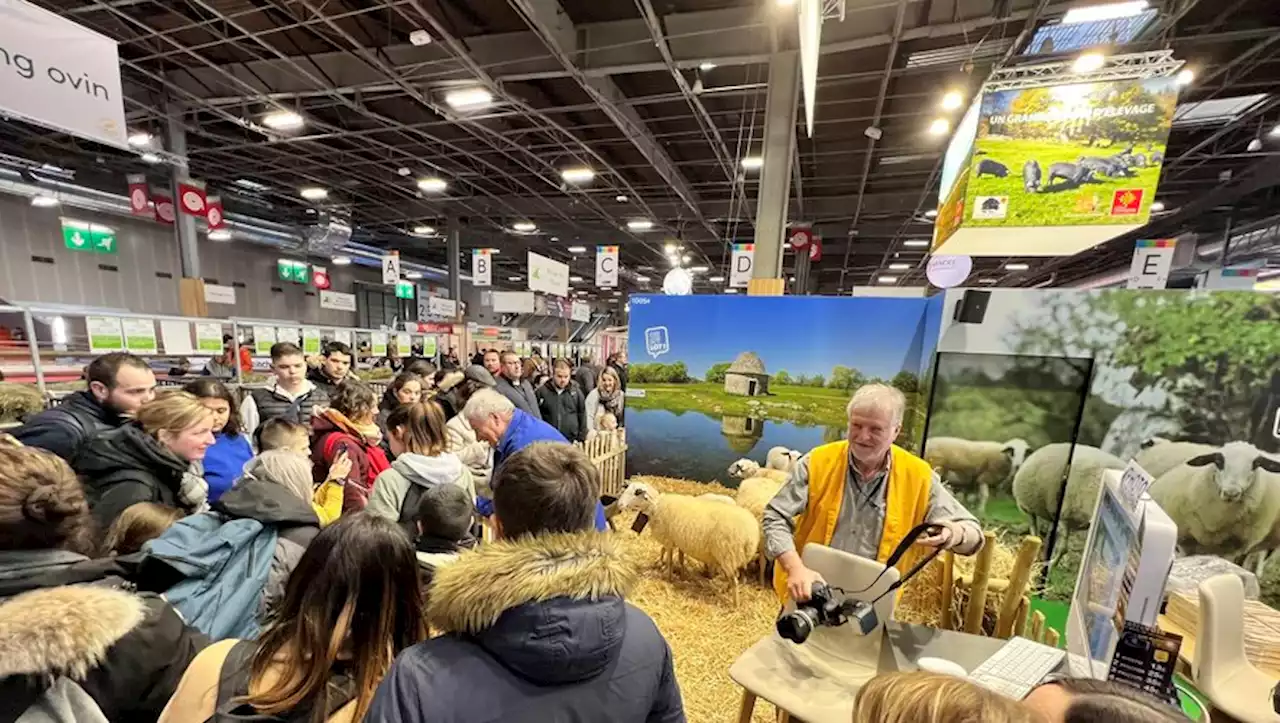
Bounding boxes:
[969,636,1067,700]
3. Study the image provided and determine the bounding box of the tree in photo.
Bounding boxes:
[773,369,793,386]
[704,361,731,384]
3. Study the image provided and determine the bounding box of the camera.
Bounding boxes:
[776,583,881,644]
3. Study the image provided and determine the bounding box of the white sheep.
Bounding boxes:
[1133,438,1217,479]
[923,437,1030,513]
[766,446,803,472]
[1149,442,1280,574]
[734,476,785,584]
[1012,443,1126,568]
[697,493,737,505]
[617,481,760,605]
[728,458,789,484]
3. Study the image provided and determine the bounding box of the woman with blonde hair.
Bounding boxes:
[158,514,425,723]
[74,389,216,528]
[585,366,625,433]
[853,672,1043,723]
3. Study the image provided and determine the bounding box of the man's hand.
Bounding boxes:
[787,564,827,603]
[918,520,966,550]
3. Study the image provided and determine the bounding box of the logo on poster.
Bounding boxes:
[1111,189,1144,216]
[644,326,670,358]
[972,195,1008,220]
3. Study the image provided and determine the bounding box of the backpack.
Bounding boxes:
[207,641,356,723]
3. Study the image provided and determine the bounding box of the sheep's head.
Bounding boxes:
[1002,439,1030,471]
[1139,436,1172,450]
[617,481,659,513]
[728,459,761,479]
[1186,442,1280,502]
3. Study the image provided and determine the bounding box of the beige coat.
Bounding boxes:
[445,413,494,496]
[158,639,357,723]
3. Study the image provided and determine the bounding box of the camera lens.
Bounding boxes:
[776,609,816,644]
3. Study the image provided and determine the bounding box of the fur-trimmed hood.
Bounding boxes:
[0,586,145,680]
[427,532,639,686]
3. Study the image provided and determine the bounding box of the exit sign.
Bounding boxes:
[277,259,309,283]
[61,219,117,254]
[396,281,415,299]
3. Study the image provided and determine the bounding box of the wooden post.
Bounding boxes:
[1045,628,1061,648]
[1029,610,1046,642]
[747,278,786,296]
[736,691,757,723]
[963,531,998,635]
[939,550,955,630]
[996,536,1042,639]
[178,278,208,317]
[1013,596,1030,637]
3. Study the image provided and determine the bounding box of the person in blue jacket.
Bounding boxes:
[183,379,253,503]
[463,388,608,531]
[365,442,684,723]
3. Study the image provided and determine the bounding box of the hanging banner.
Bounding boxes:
[1126,239,1177,289]
[571,300,591,322]
[596,245,619,288]
[276,326,301,345]
[427,296,457,318]
[302,327,322,354]
[370,332,388,357]
[86,316,124,353]
[319,290,356,312]
[1202,265,1260,290]
[422,335,438,358]
[160,321,195,355]
[252,326,277,355]
[394,333,411,356]
[472,249,492,287]
[492,291,536,314]
[194,322,223,353]
[528,251,570,297]
[729,243,755,288]
[126,174,152,218]
[121,318,157,354]
[926,255,973,288]
[381,251,400,285]
[152,188,175,225]
[205,195,225,230]
[0,0,127,148]
[177,179,207,216]
[203,284,236,305]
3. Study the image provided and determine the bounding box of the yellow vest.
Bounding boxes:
[772,441,933,603]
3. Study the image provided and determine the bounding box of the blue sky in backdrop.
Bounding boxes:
[627,295,936,380]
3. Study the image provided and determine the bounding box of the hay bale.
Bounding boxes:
[897,533,1038,636]
[0,383,44,424]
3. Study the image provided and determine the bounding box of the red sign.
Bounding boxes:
[126,174,152,218]
[205,195,225,230]
[808,236,823,262]
[178,179,207,216]
[152,188,175,225]
[311,266,331,290]
[788,226,815,250]
[410,322,455,334]
[1110,189,1144,216]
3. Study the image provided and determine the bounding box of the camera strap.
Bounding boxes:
[849,523,946,604]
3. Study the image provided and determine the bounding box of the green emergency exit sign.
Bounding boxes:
[277,259,309,283]
[396,281,416,299]
[61,219,117,254]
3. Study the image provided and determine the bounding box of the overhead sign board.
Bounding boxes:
[571,300,591,322]
[729,243,754,288]
[1126,239,1176,289]
[0,0,127,148]
[381,252,400,285]
[472,249,492,287]
[427,296,457,318]
[596,245,618,288]
[319,290,357,312]
[528,251,570,297]
[492,291,536,314]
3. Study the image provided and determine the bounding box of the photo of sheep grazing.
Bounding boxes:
[1133,437,1216,479]
[617,481,760,605]
[922,437,1030,513]
[1012,443,1126,568]
[1148,442,1280,576]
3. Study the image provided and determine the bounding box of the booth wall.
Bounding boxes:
[626,295,940,484]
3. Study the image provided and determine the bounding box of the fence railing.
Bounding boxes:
[577,429,628,498]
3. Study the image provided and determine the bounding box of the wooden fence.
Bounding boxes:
[577,429,628,498]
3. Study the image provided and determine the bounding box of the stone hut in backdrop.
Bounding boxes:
[724,351,769,397]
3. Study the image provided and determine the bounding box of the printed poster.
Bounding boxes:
[371,332,388,357]
[86,316,124,353]
[121,318,157,354]
[253,326,277,355]
[194,322,223,353]
[302,327,322,354]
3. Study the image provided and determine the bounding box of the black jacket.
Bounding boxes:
[0,549,209,723]
[611,363,629,391]
[73,424,191,529]
[535,383,588,443]
[306,366,350,399]
[367,533,684,723]
[495,376,542,420]
[572,365,599,398]
[12,391,123,463]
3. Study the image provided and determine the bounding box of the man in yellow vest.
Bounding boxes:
[763,383,984,603]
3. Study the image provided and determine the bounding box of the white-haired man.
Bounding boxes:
[763,383,983,603]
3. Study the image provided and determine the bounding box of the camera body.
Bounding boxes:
[776,583,881,644]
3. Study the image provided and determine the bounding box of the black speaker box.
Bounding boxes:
[953,290,990,324]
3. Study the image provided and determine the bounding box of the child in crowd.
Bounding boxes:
[255,418,346,526]
[184,378,253,503]
[311,382,389,512]
[239,342,329,441]
[103,501,184,555]
[852,672,1039,723]
[412,483,476,586]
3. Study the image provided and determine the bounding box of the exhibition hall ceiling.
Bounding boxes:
[5,0,1280,293]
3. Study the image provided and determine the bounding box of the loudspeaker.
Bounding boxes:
[953,290,990,324]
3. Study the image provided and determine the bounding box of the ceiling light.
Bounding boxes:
[127,131,152,147]
[508,276,523,281]
[1072,52,1107,74]
[928,118,951,136]
[627,219,654,231]
[513,221,537,232]
[725,288,740,294]
[208,229,232,241]
[445,87,494,110]
[576,290,588,295]
[397,167,412,176]
[888,263,911,270]
[709,275,724,282]
[940,91,964,110]
[616,194,629,203]
[691,265,709,273]
[741,156,764,170]
[612,291,622,296]
[978,278,997,284]
[140,153,162,164]
[635,275,650,282]
[571,276,584,282]
[1248,138,1264,152]
[878,276,898,284]
[789,276,796,282]
[409,29,432,46]
[783,242,792,249]
[489,249,500,254]
[664,243,678,254]
[1175,68,1195,87]
[1269,124,1280,138]
[699,62,717,71]
[561,167,596,184]
[30,195,59,208]
[417,177,447,193]
[904,239,930,247]
[567,246,587,253]
[669,255,681,267]
[405,271,423,280]
[234,178,269,191]
[681,254,691,263]
[1004,262,1030,271]
[262,110,305,130]
[300,187,328,201]
[412,225,436,236]
[1062,0,1148,24]
[331,256,352,266]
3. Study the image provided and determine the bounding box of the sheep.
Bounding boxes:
[1078,156,1124,178]
[1148,442,1280,573]
[765,446,802,472]
[1133,437,1217,479]
[1012,443,1126,568]
[617,481,760,604]
[1047,162,1092,188]
[922,437,1029,513]
[1023,160,1042,192]
[728,458,789,484]
[698,493,737,505]
[736,475,785,584]
[976,159,1010,178]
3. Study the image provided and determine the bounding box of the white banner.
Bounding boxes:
[370,332,388,356]
[492,291,536,314]
[729,243,755,288]
[381,252,400,285]
[427,296,457,318]
[1126,239,1176,289]
[276,326,301,345]
[472,249,492,287]
[121,318,157,354]
[203,283,236,305]
[394,333,411,356]
[252,326,277,355]
[320,290,357,312]
[86,316,124,353]
[596,245,619,288]
[571,300,591,322]
[528,251,569,297]
[332,329,353,348]
[0,1,127,148]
